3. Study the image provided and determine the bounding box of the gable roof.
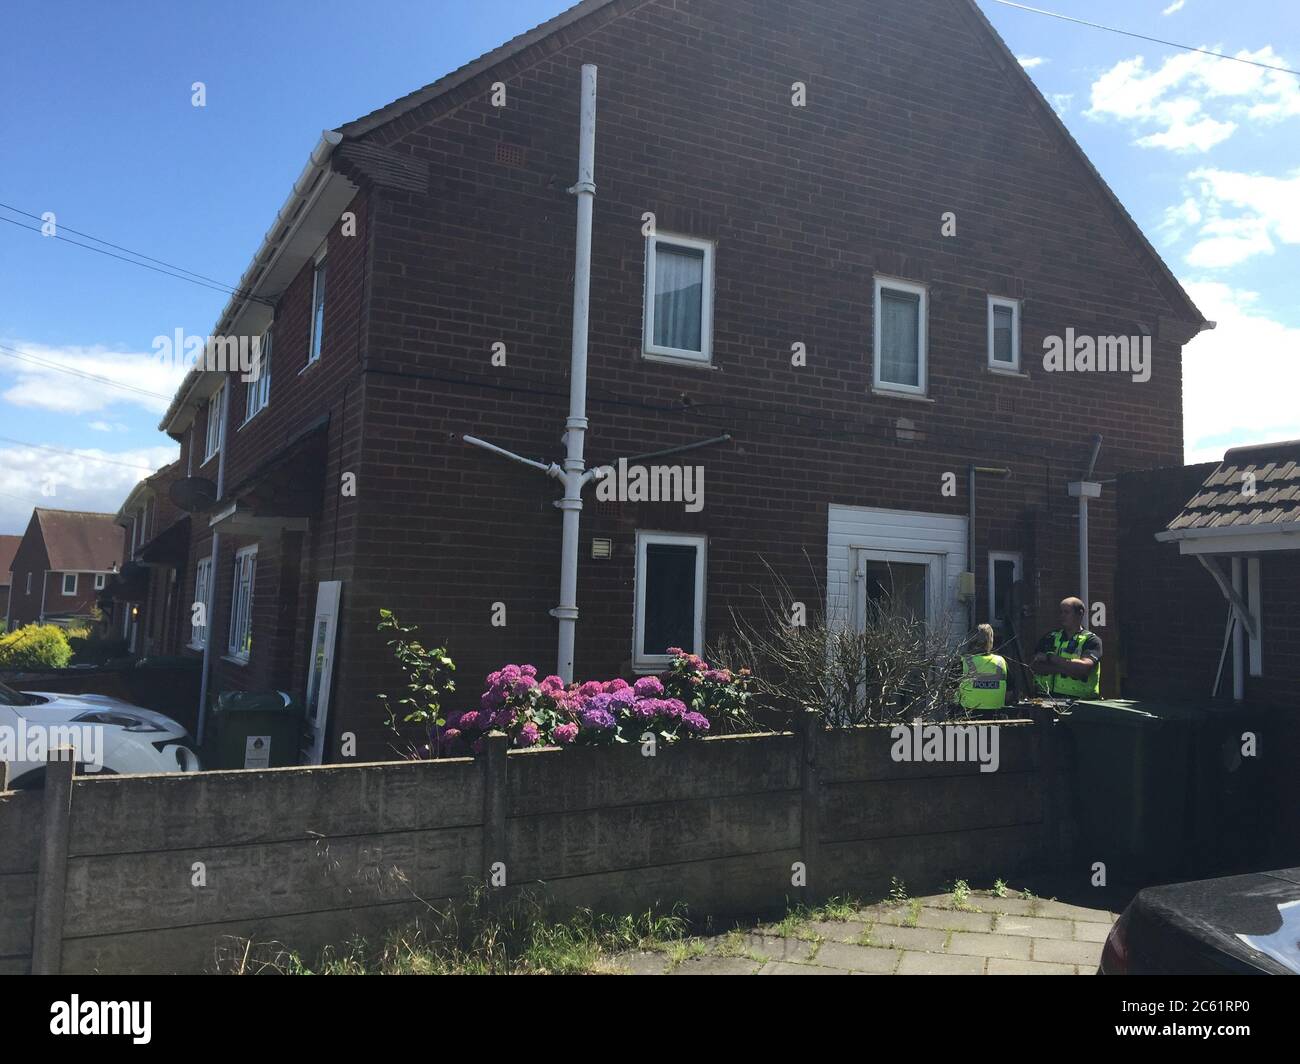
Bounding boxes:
[1163,440,1300,537]
[0,534,19,587]
[33,509,125,573]
[335,0,1205,329]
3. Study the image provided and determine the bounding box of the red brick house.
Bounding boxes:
[105,461,191,657]
[157,0,1209,763]
[4,509,124,629]
[0,535,20,630]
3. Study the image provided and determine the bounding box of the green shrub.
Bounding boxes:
[0,624,73,669]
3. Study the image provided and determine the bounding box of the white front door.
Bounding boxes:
[301,580,342,765]
[852,548,945,630]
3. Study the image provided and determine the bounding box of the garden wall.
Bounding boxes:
[0,718,1061,974]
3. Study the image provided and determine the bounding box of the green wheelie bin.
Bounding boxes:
[205,690,303,770]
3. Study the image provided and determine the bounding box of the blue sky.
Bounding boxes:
[1,0,1297,534]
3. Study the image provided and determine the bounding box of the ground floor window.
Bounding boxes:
[190,556,212,649]
[227,546,257,661]
[61,573,77,595]
[633,531,706,670]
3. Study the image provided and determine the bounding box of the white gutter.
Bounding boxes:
[1155,523,1300,542]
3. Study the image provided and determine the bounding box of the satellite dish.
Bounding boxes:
[169,477,218,513]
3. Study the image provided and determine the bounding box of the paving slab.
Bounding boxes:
[977,896,1040,917]
[863,923,949,951]
[607,950,670,975]
[729,934,816,962]
[1031,937,1105,967]
[1072,920,1114,943]
[946,931,1034,960]
[993,915,1075,940]
[809,942,902,973]
[670,955,763,975]
[759,961,851,975]
[896,950,986,975]
[803,920,871,943]
[914,907,995,932]
[1034,899,1117,923]
[987,957,1077,975]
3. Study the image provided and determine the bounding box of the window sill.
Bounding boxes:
[187,642,206,653]
[641,350,717,371]
[298,356,322,377]
[871,388,935,403]
[238,405,270,431]
[987,365,1029,379]
[221,654,250,666]
[631,659,674,675]
[201,451,219,468]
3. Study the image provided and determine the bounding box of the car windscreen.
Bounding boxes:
[0,680,42,707]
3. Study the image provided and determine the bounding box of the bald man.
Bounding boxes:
[1032,597,1101,699]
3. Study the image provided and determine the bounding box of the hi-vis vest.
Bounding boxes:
[1036,629,1101,699]
[959,653,1008,710]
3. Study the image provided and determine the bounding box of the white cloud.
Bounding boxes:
[0,341,189,417]
[1018,56,1047,70]
[0,442,179,536]
[1087,46,1300,152]
[1182,282,1300,463]
[1162,0,1186,15]
[1167,167,1300,268]
[1050,92,1074,117]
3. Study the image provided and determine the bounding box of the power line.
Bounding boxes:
[0,343,174,402]
[0,435,161,473]
[987,0,1300,76]
[0,211,271,304]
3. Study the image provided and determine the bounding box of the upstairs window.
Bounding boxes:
[245,327,272,421]
[643,233,713,363]
[874,277,927,395]
[204,385,224,462]
[94,573,107,591]
[308,254,327,364]
[988,295,1021,372]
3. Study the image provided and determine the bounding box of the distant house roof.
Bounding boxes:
[1158,440,1300,552]
[34,509,125,573]
[0,534,20,587]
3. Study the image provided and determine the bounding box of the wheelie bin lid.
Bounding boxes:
[213,689,295,714]
[1064,698,1210,727]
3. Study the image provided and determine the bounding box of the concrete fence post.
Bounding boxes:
[1,761,9,792]
[32,750,75,975]
[799,710,822,902]
[481,732,509,898]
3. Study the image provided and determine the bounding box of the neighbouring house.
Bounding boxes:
[1118,439,1300,709]
[0,534,20,630]
[155,0,1209,763]
[102,461,191,657]
[4,509,124,630]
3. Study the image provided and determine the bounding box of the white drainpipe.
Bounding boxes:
[196,385,229,745]
[553,63,598,683]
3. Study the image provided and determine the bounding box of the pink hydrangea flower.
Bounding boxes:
[553,722,579,744]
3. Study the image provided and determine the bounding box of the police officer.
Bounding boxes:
[1032,597,1101,698]
[958,623,1008,711]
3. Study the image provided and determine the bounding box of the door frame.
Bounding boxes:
[851,546,947,631]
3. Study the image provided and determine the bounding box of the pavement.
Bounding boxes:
[608,885,1120,975]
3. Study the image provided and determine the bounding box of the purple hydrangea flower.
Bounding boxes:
[553,722,579,745]
[458,710,482,731]
[703,669,733,683]
[517,722,541,747]
[603,678,631,693]
[680,712,710,735]
[633,676,664,697]
[661,698,688,720]
[578,680,603,698]
[580,707,616,731]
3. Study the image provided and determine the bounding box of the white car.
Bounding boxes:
[0,679,200,788]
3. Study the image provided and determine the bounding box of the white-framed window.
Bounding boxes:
[988,295,1021,371]
[94,573,106,591]
[987,551,1023,632]
[61,573,77,596]
[308,252,327,364]
[204,385,225,463]
[633,531,706,670]
[244,327,273,422]
[873,276,928,395]
[643,233,714,363]
[190,556,213,650]
[227,546,257,661]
